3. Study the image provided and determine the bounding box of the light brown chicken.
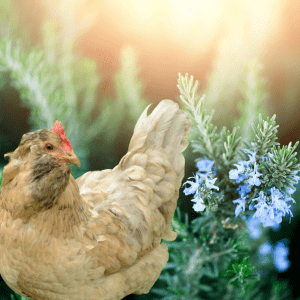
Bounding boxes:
[0,99,190,300]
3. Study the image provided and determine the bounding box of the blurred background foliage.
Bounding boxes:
[0,0,299,299]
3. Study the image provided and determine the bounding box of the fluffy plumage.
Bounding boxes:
[0,100,190,300]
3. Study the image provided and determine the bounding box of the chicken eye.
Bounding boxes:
[46,143,54,150]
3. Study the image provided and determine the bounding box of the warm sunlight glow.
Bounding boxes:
[173,0,220,19]
[100,0,282,55]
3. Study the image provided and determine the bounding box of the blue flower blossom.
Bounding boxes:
[273,239,290,272]
[260,241,273,254]
[269,187,285,213]
[285,172,299,194]
[232,194,246,217]
[183,174,201,195]
[197,172,208,180]
[248,162,262,186]
[243,149,256,163]
[229,149,265,186]
[269,187,294,223]
[252,191,274,226]
[196,157,214,173]
[236,173,246,183]
[191,194,206,212]
[282,192,296,205]
[251,188,294,227]
[229,162,247,183]
[257,239,290,272]
[228,148,297,226]
[246,215,262,239]
[286,187,296,195]
[205,177,219,191]
[293,171,300,184]
[271,222,280,231]
[182,159,220,213]
[259,241,273,264]
[237,183,251,195]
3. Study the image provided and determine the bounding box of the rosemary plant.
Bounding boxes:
[150,70,299,300]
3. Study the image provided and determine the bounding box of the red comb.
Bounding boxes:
[53,121,73,152]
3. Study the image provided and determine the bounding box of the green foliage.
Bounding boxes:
[0,38,57,129]
[250,114,280,159]
[0,15,148,177]
[269,279,292,300]
[0,36,90,177]
[177,72,300,199]
[14,295,28,300]
[240,111,300,195]
[0,2,298,300]
[177,73,244,174]
[0,3,150,300]
[150,67,298,300]
[261,141,300,193]
[152,208,255,300]
[221,256,260,297]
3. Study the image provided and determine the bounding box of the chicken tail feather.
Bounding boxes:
[129,100,190,182]
[122,100,191,240]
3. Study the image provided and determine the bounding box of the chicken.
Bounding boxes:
[0,99,190,300]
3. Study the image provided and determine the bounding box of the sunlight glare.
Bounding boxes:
[173,0,220,20]
[91,0,284,55]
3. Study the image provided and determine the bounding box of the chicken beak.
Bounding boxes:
[64,151,81,167]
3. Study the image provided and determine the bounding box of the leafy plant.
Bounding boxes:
[149,67,299,300]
